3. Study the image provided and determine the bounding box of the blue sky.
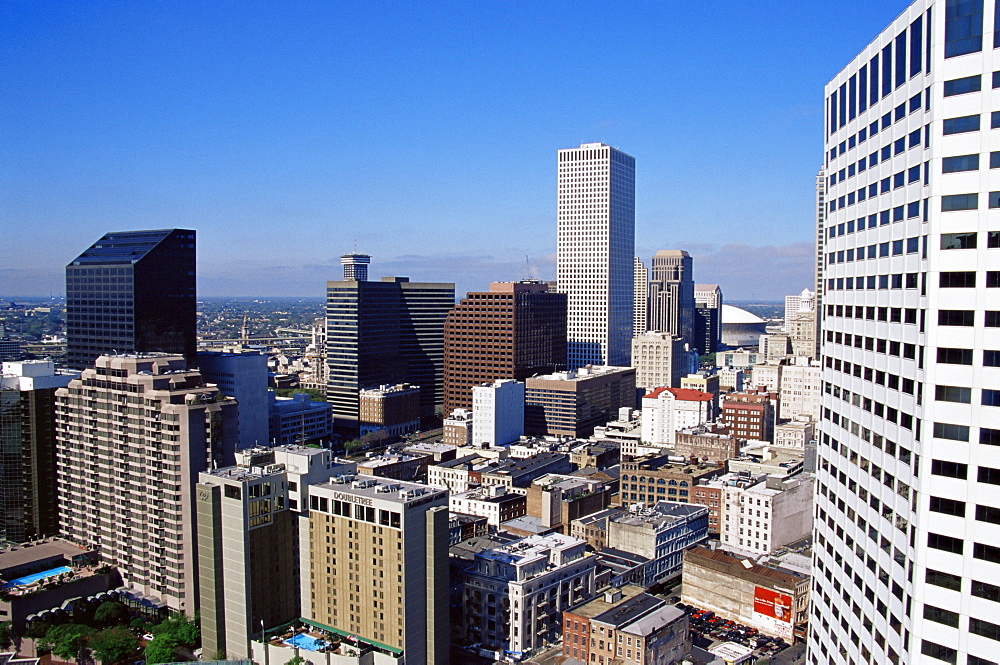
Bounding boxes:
[1,1,912,300]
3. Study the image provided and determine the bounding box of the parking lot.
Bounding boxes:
[676,602,792,660]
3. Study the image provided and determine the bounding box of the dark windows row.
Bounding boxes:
[926,569,1000,609]
[928,534,1000,568]
[929,497,1000,526]
[944,0,984,59]
[825,303,919,324]
[828,206,925,239]
[934,422,1000,444]
[827,237,920,263]
[828,94,928,160]
[939,271,1000,288]
[824,393,916,432]
[942,231,1000,248]
[941,152,1000,172]
[828,10,930,136]
[826,331,920,358]
[949,301,1000,323]
[933,460,1000,482]
[937,347,1000,365]
[934,385,1000,405]
[826,273,919,291]
[942,191,1000,210]
[830,178,926,213]
[943,111,1000,136]
[828,129,926,187]
[824,354,917,384]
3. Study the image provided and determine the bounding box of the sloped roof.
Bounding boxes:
[644,386,714,401]
[721,304,765,325]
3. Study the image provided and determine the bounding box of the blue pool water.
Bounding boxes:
[3,565,72,588]
[283,634,327,651]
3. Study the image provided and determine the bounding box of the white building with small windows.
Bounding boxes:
[721,474,812,557]
[777,357,821,422]
[557,143,636,369]
[459,533,597,657]
[640,387,714,447]
[816,3,1000,663]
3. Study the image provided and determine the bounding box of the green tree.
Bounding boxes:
[285,656,306,665]
[90,627,139,664]
[144,636,179,665]
[150,613,199,647]
[0,621,13,650]
[94,601,129,628]
[38,624,96,660]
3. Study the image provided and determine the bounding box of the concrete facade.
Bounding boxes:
[197,350,270,450]
[449,485,527,526]
[631,332,691,390]
[459,533,596,656]
[720,474,813,557]
[358,383,421,437]
[557,143,635,369]
[525,473,612,534]
[55,354,238,613]
[673,424,742,465]
[681,547,808,642]
[639,387,714,447]
[525,366,637,438]
[305,476,450,665]
[606,502,709,583]
[776,358,821,422]
[472,379,525,446]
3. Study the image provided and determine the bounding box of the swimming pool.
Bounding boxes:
[2,566,72,589]
[283,633,327,652]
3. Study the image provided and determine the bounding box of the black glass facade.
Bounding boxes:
[326,277,454,434]
[65,229,196,369]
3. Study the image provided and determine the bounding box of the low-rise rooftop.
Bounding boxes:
[313,474,446,506]
[611,502,707,529]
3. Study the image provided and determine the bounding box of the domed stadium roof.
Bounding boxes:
[720,304,766,325]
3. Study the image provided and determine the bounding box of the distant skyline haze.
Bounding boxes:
[1,1,912,300]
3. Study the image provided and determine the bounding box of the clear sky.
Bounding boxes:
[1,1,913,301]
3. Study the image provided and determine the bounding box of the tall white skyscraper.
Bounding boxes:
[557,142,636,369]
[815,3,1000,664]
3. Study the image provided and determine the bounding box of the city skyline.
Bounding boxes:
[2,1,913,301]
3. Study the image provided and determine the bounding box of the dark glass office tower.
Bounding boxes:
[326,272,454,435]
[65,229,196,369]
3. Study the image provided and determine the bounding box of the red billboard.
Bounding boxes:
[754,587,792,623]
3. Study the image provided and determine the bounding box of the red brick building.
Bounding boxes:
[721,388,776,442]
[443,281,566,416]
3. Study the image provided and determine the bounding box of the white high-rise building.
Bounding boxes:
[815,3,1000,664]
[557,142,636,369]
[472,379,524,446]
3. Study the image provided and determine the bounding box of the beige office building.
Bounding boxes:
[197,446,353,659]
[55,354,238,613]
[304,476,449,665]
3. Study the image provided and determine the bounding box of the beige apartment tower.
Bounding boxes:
[304,476,450,665]
[55,355,238,613]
